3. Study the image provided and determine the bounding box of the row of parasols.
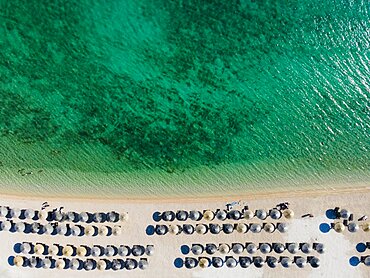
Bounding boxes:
[0,206,129,224]
[15,242,155,257]
[174,256,321,269]
[181,242,325,256]
[10,256,149,271]
[147,222,288,236]
[0,220,122,236]
[153,208,294,222]
[331,221,369,233]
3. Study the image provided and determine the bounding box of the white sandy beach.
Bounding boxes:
[0,187,369,278]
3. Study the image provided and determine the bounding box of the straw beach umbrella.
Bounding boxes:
[34,243,45,255]
[56,259,66,270]
[85,225,95,236]
[264,223,276,233]
[362,223,370,232]
[203,210,214,221]
[49,245,59,256]
[112,225,122,236]
[38,210,48,221]
[199,258,210,268]
[243,210,254,220]
[169,224,180,235]
[196,224,207,234]
[97,260,107,270]
[99,225,109,236]
[77,246,87,257]
[236,223,248,233]
[283,209,294,219]
[219,243,230,254]
[63,245,74,257]
[334,222,345,233]
[14,256,24,267]
[119,212,129,222]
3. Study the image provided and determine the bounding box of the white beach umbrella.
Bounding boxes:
[256,209,267,220]
[191,244,203,255]
[232,243,244,254]
[56,259,66,270]
[49,245,59,256]
[301,243,312,254]
[91,246,103,257]
[364,256,370,266]
[139,259,148,270]
[112,225,122,236]
[111,259,122,271]
[196,224,207,234]
[29,257,38,268]
[119,212,129,222]
[145,245,154,256]
[334,222,345,233]
[243,210,254,220]
[205,244,217,255]
[20,242,32,254]
[105,246,115,257]
[310,257,320,268]
[203,210,214,221]
[216,210,227,221]
[277,223,288,233]
[70,258,81,270]
[15,222,25,233]
[287,243,299,254]
[63,245,74,257]
[67,212,76,222]
[43,223,54,235]
[314,243,325,254]
[283,209,294,219]
[79,212,89,222]
[281,257,292,268]
[226,257,237,268]
[99,225,109,236]
[54,211,64,222]
[38,210,48,221]
[14,256,24,267]
[93,212,103,223]
[199,258,210,268]
[71,225,81,236]
[77,246,87,257]
[1,221,12,231]
[24,209,35,219]
[348,222,359,233]
[118,245,129,257]
[189,210,201,221]
[126,259,137,270]
[274,243,286,253]
[340,209,350,219]
[295,257,306,268]
[97,260,107,271]
[107,211,118,222]
[85,225,95,236]
[31,222,40,233]
[270,209,282,220]
[57,223,68,235]
[246,243,257,254]
[0,206,8,217]
[42,258,52,269]
[10,208,21,218]
[34,244,45,255]
[250,223,262,233]
[219,243,230,254]
[84,259,95,271]
[169,224,180,235]
[260,243,272,254]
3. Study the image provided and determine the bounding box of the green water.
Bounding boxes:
[0,0,369,197]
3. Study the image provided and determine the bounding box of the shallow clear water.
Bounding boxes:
[0,1,369,197]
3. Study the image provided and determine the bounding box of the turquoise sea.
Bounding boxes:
[0,0,369,198]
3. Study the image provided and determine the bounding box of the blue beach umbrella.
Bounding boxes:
[174,258,184,268]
